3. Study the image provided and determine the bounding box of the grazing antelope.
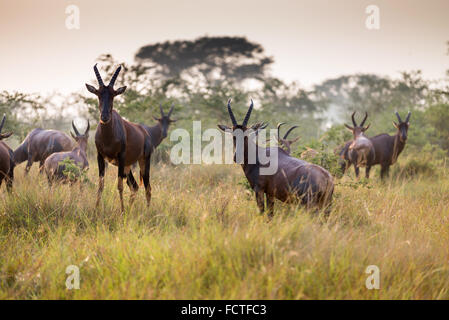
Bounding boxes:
[44,121,90,184]
[218,99,334,216]
[0,115,15,191]
[14,129,75,174]
[342,112,375,178]
[275,122,299,154]
[86,64,173,212]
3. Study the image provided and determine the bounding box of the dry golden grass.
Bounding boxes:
[0,161,449,299]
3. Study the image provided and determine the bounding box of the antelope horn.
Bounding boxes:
[85,120,90,135]
[283,125,299,140]
[360,112,368,127]
[351,111,357,127]
[227,99,237,126]
[168,103,174,117]
[242,99,254,127]
[395,111,403,123]
[277,122,286,139]
[405,111,411,123]
[93,64,104,87]
[159,104,165,117]
[0,114,5,133]
[109,65,122,87]
[72,120,80,136]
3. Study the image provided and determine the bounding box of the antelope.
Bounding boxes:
[14,128,75,174]
[0,115,15,191]
[368,111,411,179]
[340,111,411,180]
[140,103,176,155]
[275,122,299,154]
[218,99,334,216]
[342,112,375,178]
[86,64,174,212]
[44,121,90,184]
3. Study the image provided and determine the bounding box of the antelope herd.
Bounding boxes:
[0,64,413,216]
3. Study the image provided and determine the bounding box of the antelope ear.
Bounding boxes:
[344,124,354,131]
[115,86,127,96]
[362,124,371,132]
[0,132,12,139]
[392,121,399,129]
[153,116,160,121]
[291,137,300,143]
[217,124,231,132]
[85,84,98,94]
[169,119,177,123]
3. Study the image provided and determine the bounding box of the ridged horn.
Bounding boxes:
[72,120,80,136]
[242,99,254,127]
[93,64,104,87]
[109,65,122,87]
[227,99,237,126]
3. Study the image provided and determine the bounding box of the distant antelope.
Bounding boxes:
[86,64,174,211]
[0,115,15,191]
[275,122,299,154]
[218,99,334,216]
[342,112,375,178]
[340,111,411,180]
[368,111,411,179]
[14,129,75,174]
[44,120,90,184]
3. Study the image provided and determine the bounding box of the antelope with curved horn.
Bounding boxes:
[218,99,334,216]
[342,112,375,178]
[368,111,411,179]
[86,64,173,212]
[44,120,90,184]
[275,122,299,154]
[13,129,75,174]
[0,115,15,191]
[340,111,411,180]
[140,103,177,154]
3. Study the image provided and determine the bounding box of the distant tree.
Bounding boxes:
[135,36,274,84]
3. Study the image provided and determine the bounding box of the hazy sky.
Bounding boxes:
[1,0,448,94]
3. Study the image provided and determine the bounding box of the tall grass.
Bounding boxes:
[1,161,449,299]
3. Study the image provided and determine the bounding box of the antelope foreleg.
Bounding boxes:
[266,194,275,218]
[127,170,139,206]
[142,156,151,208]
[255,190,265,214]
[96,153,106,208]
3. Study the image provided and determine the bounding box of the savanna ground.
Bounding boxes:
[1,157,449,300]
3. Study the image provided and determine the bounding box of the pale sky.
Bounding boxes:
[0,0,448,95]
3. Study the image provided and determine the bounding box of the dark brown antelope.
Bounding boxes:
[368,111,411,179]
[342,112,375,178]
[275,122,299,155]
[44,121,90,184]
[14,128,75,174]
[86,64,174,212]
[340,111,411,180]
[0,115,15,191]
[140,103,177,154]
[218,99,334,216]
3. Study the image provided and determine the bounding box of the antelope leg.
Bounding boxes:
[255,189,265,214]
[96,153,106,208]
[127,169,139,205]
[117,153,126,213]
[142,155,151,207]
[266,193,275,218]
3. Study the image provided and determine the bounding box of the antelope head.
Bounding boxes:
[153,103,177,139]
[0,114,12,140]
[345,111,370,139]
[71,120,90,150]
[85,64,127,124]
[275,122,299,154]
[393,111,411,143]
[217,99,266,144]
